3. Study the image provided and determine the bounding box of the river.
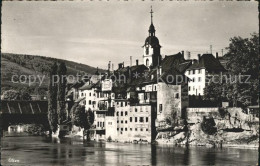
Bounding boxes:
[1,136,258,165]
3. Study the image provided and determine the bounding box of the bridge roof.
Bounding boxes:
[1,100,48,114]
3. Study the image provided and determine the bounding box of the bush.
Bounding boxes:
[201,117,217,135]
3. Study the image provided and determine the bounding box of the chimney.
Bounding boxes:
[186,51,191,60]
[181,51,184,57]
[216,52,219,59]
[136,59,139,66]
[108,61,111,71]
[197,54,201,61]
[130,56,132,67]
[118,63,123,69]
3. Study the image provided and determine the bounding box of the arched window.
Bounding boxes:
[146,59,149,66]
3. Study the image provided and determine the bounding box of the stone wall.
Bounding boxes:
[186,107,220,124]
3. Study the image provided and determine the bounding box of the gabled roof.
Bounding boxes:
[161,52,188,73]
[178,61,192,73]
[75,97,85,103]
[187,54,226,72]
[141,67,189,85]
[79,83,94,90]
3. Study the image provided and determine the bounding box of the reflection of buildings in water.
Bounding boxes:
[151,144,157,166]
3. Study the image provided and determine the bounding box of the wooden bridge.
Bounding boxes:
[0,100,49,132]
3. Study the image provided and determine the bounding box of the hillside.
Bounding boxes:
[1,53,105,95]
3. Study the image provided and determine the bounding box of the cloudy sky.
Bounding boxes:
[2,1,258,69]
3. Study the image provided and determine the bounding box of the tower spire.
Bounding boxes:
[150,6,153,24]
[148,6,155,36]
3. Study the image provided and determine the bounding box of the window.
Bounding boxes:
[159,104,163,113]
[154,86,156,91]
[140,117,144,123]
[125,128,127,131]
[135,108,137,112]
[198,69,201,74]
[189,86,191,91]
[146,47,149,55]
[146,128,148,131]
[117,128,119,131]
[117,112,119,116]
[81,93,84,96]
[188,70,190,75]
[121,120,123,124]
[121,112,123,116]
[97,122,99,127]
[175,93,179,99]
[135,128,137,131]
[103,122,105,127]
[135,117,137,122]
[125,120,127,124]
[89,100,91,105]
[198,77,201,82]
[146,117,149,122]
[193,78,195,82]
[130,117,132,122]
[125,111,128,116]
[130,128,132,131]
[140,128,143,131]
[117,120,119,123]
[193,70,195,74]
[121,102,123,107]
[125,101,127,106]
[121,128,123,131]
[193,86,195,91]
[89,93,91,96]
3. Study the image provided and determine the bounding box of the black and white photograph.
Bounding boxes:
[0,1,259,165]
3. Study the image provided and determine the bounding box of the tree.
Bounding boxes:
[48,62,58,133]
[204,33,259,107]
[201,117,217,135]
[70,104,94,140]
[2,90,20,100]
[57,62,67,124]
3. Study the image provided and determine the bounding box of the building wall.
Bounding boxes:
[105,116,117,140]
[185,68,206,96]
[115,105,152,142]
[156,83,182,123]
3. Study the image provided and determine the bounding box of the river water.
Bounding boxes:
[1,136,258,166]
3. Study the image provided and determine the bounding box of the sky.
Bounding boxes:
[2,1,258,69]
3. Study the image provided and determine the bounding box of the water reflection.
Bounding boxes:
[1,136,258,166]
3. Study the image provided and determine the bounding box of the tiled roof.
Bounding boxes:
[75,97,85,103]
[178,61,192,73]
[187,54,226,71]
[161,52,188,73]
[79,83,94,90]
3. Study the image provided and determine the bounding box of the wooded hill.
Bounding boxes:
[1,53,105,95]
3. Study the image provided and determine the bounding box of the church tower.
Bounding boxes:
[143,7,162,68]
